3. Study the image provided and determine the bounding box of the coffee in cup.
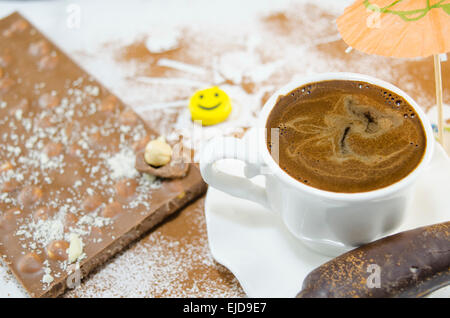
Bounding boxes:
[266,80,426,193]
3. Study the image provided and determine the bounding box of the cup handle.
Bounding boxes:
[200,136,270,209]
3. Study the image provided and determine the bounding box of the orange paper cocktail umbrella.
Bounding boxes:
[337,0,450,144]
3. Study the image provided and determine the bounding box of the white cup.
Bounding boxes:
[200,73,435,256]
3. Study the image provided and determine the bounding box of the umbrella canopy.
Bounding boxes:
[337,0,450,58]
[337,0,450,145]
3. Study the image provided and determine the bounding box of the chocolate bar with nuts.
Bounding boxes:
[0,12,206,297]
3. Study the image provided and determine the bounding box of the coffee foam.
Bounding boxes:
[267,80,426,193]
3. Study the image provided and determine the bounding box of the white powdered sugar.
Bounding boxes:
[104,147,138,180]
[145,28,181,54]
[17,218,64,248]
[64,200,244,298]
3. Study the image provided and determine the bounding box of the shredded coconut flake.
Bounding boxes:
[105,147,138,180]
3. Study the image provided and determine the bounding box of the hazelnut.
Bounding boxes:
[82,195,103,212]
[0,208,21,231]
[0,51,12,67]
[1,180,20,193]
[33,207,54,221]
[144,136,172,167]
[38,54,59,71]
[119,109,139,126]
[64,213,79,228]
[99,95,117,112]
[115,178,138,202]
[11,19,29,32]
[101,201,122,218]
[38,92,60,108]
[0,161,13,172]
[17,253,43,274]
[18,186,43,207]
[47,240,70,261]
[29,40,50,57]
[0,77,15,93]
[44,142,63,157]
[10,98,29,117]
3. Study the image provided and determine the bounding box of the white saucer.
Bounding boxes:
[205,132,450,298]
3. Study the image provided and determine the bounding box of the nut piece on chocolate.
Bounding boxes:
[297,222,450,298]
[136,147,190,179]
[144,136,172,167]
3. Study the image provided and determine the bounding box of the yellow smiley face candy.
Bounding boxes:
[189,86,232,126]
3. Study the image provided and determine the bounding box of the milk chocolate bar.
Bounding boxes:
[0,12,206,297]
[297,222,450,298]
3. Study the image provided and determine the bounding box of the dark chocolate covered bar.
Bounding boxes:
[0,12,206,297]
[298,222,450,298]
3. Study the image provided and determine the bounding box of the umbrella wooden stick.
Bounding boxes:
[433,54,444,145]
